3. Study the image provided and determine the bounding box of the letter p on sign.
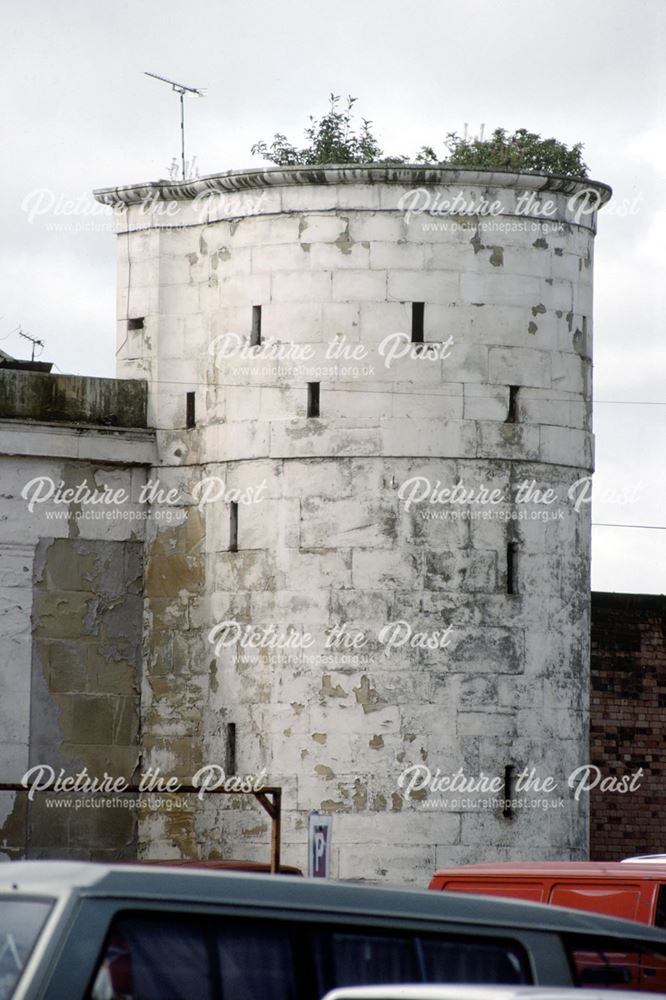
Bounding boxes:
[308,812,332,878]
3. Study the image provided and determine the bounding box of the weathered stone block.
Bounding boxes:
[488,346,551,389]
[332,269,387,303]
[540,426,592,469]
[447,627,525,673]
[310,242,370,270]
[270,421,381,460]
[476,422,542,461]
[352,548,422,590]
[460,272,541,307]
[381,419,477,458]
[347,213,406,243]
[387,270,459,304]
[425,550,497,593]
[301,496,397,549]
[271,270,333,303]
[463,384,509,421]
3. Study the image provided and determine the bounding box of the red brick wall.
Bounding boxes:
[590,592,666,860]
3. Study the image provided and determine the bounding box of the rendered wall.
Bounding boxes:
[0,418,154,859]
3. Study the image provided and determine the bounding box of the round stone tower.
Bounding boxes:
[96,165,610,884]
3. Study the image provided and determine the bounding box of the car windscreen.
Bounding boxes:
[0,898,53,1000]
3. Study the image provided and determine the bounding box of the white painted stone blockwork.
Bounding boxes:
[97,166,610,883]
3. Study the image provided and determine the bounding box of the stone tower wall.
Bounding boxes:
[97,166,610,882]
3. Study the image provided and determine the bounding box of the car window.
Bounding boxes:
[215,922,297,999]
[89,912,298,1000]
[316,932,416,988]
[567,935,666,993]
[419,936,530,984]
[88,911,532,1000]
[655,886,666,929]
[0,898,53,1000]
[89,913,212,1000]
[311,929,532,995]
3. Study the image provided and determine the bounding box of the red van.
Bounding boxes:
[429,862,666,927]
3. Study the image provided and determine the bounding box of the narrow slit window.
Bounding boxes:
[186,391,196,428]
[411,302,425,343]
[127,317,144,331]
[506,541,518,595]
[226,722,237,775]
[307,382,320,418]
[503,764,516,818]
[250,305,262,347]
[229,501,238,552]
[506,385,519,423]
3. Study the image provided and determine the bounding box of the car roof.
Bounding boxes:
[1,861,666,943]
[621,855,666,864]
[433,861,666,880]
[322,990,661,1000]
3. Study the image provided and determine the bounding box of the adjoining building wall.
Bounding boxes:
[0,369,147,426]
[0,397,154,859]
[590,591,666,860]
[95,165,610,883]
[25,535,144,860]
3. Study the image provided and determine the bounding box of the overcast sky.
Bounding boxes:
[2,0,664,594]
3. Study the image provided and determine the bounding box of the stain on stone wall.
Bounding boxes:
[26,537,143,860]
[141,507,206,858]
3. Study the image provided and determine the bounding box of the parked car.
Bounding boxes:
[3,861,666,1000]
[622,858,666,866]
[429,861,666,927]
[321,990,666,1000]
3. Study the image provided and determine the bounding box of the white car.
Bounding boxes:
[321,989,665,1000]
[621,855,666,864]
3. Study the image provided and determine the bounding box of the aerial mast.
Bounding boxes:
[144,71,206,181]
[16,327,44,362]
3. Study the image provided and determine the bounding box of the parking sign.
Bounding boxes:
[308,812,332,878]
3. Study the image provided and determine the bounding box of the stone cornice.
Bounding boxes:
[93,164,612,209]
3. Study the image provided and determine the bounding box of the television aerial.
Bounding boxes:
[15,325,45,362]
[145,71,206,182]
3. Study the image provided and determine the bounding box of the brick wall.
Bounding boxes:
[590,591,666,860]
